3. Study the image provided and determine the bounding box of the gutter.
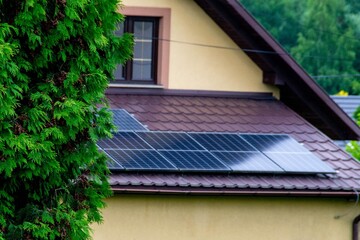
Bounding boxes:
[111,186,358,198]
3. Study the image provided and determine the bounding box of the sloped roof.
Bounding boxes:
[106,93,360,196]
[193,0,360,140]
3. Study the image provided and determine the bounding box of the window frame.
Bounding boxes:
[115,16,159,84]
[110,6,171,88]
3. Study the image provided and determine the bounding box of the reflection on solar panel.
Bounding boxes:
[212,151,283,173]
[106,149,177,171]
[98,132,152,150]
[240,134,308,153]
[264,152,336,174]
[159,151,230,172]
[240,134,336,174]
[137,132,205,150]
[111,109,148,131]
[189,133,256,151]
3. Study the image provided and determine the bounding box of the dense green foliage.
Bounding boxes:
[0,0,132,239]
[240,0,360,95]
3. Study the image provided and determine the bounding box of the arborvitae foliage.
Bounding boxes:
[0,0,132,239]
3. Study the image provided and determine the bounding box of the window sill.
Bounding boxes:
[108,83,164,89]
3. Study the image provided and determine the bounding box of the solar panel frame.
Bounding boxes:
[105,149,178,171]
[97,132,153,150]
[111,109,148,131]
[159,150,231,172]
[212,151,284,173]
[188,132,257,151]
[136,132,206,150]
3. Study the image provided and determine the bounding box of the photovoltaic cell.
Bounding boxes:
[212,151,284,173]
[159,150,230,172]
[137,132,205,150]
[97,132,152,150]
[106,149,177,171]
[111,109,148,131]
[264,152,336,174]
[189,133,256,151]
[98,148,124,170]
[240,134,308,153]
[106,157,124,170]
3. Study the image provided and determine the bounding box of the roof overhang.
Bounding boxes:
[112,186,358,199]
[194,0,360,140]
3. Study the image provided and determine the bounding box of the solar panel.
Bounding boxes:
[137,132,205,150]
[99,149,124,170]
[111,109,148,131]
[240,134,308,153]
[106,149,177,171]
[264,152,336,174]
[212,151,284,173]
[106,157,125,170]
[99,130,336,175]
[97,132,152,150]
[159,150,230,172]
[189,133,256,151]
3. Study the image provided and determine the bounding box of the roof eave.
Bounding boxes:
[112,186,358,199]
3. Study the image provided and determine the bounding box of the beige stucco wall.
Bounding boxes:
[121,0,279,96]
[93,194,360,240]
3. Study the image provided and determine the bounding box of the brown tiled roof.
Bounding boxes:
[106,94,360,195]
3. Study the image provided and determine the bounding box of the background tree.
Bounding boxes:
[240,0,360,95]
[240,0,303,51]
[290,0,357,94]
[0,0,132,239]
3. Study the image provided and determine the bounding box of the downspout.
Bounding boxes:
[353,215,360,240]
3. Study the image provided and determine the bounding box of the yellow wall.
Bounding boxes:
[121,0,279,96]
[93,194,360,240]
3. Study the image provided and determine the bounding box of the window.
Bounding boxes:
[114,17,159,84]
[110,7,170,88]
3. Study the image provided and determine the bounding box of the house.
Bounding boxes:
[332,95,360,120]
[331,96,360,148]
[93,0,360,239]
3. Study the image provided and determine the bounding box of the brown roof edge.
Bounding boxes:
[106,87,274,100]
[111,186,358,199]
[194,0,360,140]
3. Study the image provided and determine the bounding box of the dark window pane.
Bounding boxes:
[134,21,153,39]
[115,22,124,36]
[134,42,153,60]
[114,65,124,80]
[114,22,125,80]
[132,60,152,80]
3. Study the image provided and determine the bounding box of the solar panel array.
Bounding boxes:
[111,109,148,131]
[98,131,336,175]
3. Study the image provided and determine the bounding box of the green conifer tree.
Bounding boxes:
[0,0,132,239]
